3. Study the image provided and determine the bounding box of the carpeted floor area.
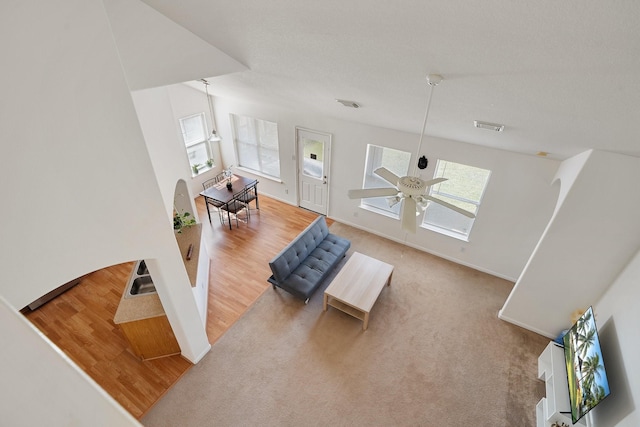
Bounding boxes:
[143,222,548,426]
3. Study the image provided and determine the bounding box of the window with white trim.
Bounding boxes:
[179,112,214,176]
[421,160,491,240]
[360,144,411,217]
[230,114,280,179]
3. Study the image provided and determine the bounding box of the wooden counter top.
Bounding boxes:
[114,223,203,324]
[113,282,165,324]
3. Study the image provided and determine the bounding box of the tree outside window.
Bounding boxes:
[422,160,491,240]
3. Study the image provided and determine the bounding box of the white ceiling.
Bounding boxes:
[139,0,640,160]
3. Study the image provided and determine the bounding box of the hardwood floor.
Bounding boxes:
[23,195,328,419]
[199,195,331,343]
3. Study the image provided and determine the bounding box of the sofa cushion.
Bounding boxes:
[268,216,351,301]
[317,234,351,257]
[269,216,329,283]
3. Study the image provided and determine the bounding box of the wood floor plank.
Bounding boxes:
[22,195,324,419]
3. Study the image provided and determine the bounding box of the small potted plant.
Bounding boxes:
[223,165,234,190]
[173,209,196,233]
[206,158,214,168]
[192,164,201,175]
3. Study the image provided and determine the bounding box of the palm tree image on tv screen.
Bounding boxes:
[562,306,611,423]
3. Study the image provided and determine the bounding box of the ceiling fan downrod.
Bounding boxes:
[413,74,442,176]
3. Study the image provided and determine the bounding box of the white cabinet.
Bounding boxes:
[537,341,588,427]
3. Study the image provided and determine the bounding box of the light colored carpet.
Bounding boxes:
[143,222,548,426]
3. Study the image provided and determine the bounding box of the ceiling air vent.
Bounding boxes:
[474,120,504,132]
[336,99,360,108]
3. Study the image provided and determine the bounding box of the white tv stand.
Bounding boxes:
[537,341,589,427]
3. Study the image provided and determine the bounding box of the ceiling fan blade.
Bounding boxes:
[348,187,399,199]
[374,167,400,186]
[425,195,476,218]
[401,197,417,233]
[423,177,448,187]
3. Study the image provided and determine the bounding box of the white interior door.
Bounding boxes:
[297,128,331,215]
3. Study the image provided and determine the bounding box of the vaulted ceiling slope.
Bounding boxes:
[139,0,640,160]
[104,0,246,90]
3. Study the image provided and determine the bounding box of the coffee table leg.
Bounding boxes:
[323,293,328,311]
[363,312,369,330]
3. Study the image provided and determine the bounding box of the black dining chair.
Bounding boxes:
[220,189,249,228]
[236,182,259,218]
[202,178,226,224]
[212,172,226,183]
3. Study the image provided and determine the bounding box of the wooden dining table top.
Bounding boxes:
[199,174,257,204]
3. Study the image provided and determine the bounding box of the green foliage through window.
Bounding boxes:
[422,160,491,239]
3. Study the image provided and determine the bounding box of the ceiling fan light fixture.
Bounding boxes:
[474,120,504,132]
[386,195,401,208]
[415,196,429,211]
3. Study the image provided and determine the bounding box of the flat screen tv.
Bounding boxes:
[562,306,610,424]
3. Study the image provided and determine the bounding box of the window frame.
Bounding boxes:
[178,112,214,177]
[421,159,491,241]
[358,144,412,219]
[230,114,281,180]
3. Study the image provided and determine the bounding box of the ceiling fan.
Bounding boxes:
[348,74,476,233]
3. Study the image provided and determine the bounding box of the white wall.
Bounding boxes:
[103,0,246,91]
[499,150,640,338]
[131,85,191,218]
[1,0,169,308]
[0,297,141,427]
[132,83,225,216]
[166,84,226,197]
[0,1,210,422]
[591,249,640,427]
[212,95,560,280]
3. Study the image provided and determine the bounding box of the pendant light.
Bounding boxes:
[201,79,219,142]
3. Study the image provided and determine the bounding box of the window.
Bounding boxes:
[231,114,280,179]
[179,113,214,176]
[422,160,491,240]
[360,144,411,217]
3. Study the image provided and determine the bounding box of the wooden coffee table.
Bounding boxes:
[323,252,394,330]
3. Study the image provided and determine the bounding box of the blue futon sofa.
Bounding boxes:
[268,216,351,303]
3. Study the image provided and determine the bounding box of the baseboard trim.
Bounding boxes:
[183,343,212,364]
[262,194,296,206]
[497,309,555,338]
[332,219,517,282]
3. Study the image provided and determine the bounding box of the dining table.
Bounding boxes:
[200,174,258,230]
